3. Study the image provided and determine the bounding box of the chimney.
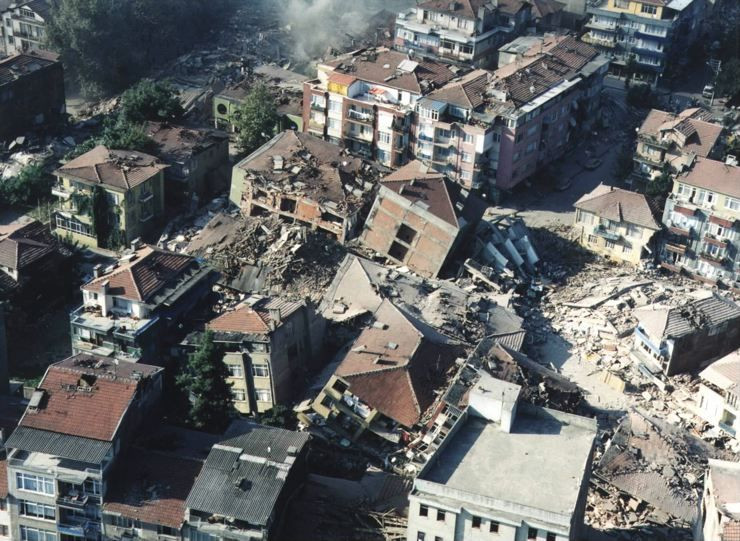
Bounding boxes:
[93,264,103,278]
[130,238,142,250]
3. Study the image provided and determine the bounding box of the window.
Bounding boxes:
[588,234,598,244]
[490,521,499,533]
[515,132,524,143]
[396,223,417,243]
[623,245,632,254]
[715,224,725,237]
[217,103,228,115]
[252,364,269,378]
[16,473,54,495]
[227,364,243,378]
[462,152,473,163]
[256,389,272,403]
[109,515,133,528]
[419,504,429,517]
[328,118,340,131]
[0,526,7,537]
[640,3,657,14]
[332,379,348,393]
[417,533,426,541]
[20,526,56,541]
[461,170,473,181]
[605,240,615,249]
[472,516,481,529]
[19,501,55,521]
[528,528,538,540]
[158,525,178,537]
[436,510,445,522]
[0,498,5,510]
[547,534,556,541]
[378,131,391,145]
[464,133,474,144]
[232,389,246,401]
[84,478,102,496]
[725,197,740,211]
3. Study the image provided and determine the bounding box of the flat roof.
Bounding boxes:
[421,405,596,516]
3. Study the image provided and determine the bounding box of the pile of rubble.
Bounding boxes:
[186,212,346,301]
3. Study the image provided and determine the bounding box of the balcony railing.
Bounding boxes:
[52,184,72,199]
[347,109,374,123]
[310,101,326,111]
[139,191,154,203]
[593,225,621,242]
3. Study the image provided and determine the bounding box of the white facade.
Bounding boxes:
[0,492,10,541]
[696,460,740,541]
[1,2,48,57]
[695,351,740,440]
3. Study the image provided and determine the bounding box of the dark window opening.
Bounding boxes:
[396,223,417,244]
[490,521,499,533]
[419,504,428,517]
[388,241,409,261]
[250,205,269,217]
[546,533,556,541]
[280,198,297,212]
[320,395,334,408]
[321,211,344,225]
[436,510,445,522]
[528,528,537,540]
[332,379,348,393]
[217,103,228,115]
[472,516,481,529]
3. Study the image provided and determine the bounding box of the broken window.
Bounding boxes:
[388,241,409,261]
[396,224,417,244]
[320,395,334,409]
[472,516,481,529]
[321,211,344,225]
[280,198,297,212]
[419,504,428,517]
[332,379,348,394]
[489,521,499,533]
[436,510,445,522]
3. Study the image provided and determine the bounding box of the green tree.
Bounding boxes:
[231,84,280,154]
[90,185,118,248]
[0,164,51,207]
[626,84,656,108]
[645,169,673,197]
[176,331,233,432]
[66,115,156,160]
[614,147,634,180]
[119,79,184,123]
[259,405,297,430]
[716,58,740,102]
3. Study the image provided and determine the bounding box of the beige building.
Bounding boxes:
[696,460,740,541]
[201,296,323,415]
[694,350,739,441]
[573,184,662,264]
[52,145,167,249]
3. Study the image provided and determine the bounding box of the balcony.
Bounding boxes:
[345,130,373,143]
[418,133,433,143]
[581,33,616,48]
[52,184,72,199]
[139,191,154,203]
[140,212,154,223]
[593,225,621,242]
[310,101,326,111]
[57,492,90,509]
[346,109,374,124]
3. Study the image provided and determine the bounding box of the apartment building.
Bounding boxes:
[573,184,662,264]
[696,460,740,541]
[3,354,163,541]
[0,458,8,541]
[582,0,705,85]
[0,0,53,56]
[630,293,740,376]
[191,296,322,415]
[633,107,723,182]
[412,35,608,191]
[308,299,465,444]
[393,0,532,68]
[659,158,740,289]
[361,160,486,278]
[144,121,230,208]
[52,146,167,249]
[184,421,309,541]
[71,244,218,363]
[302,47,457,168]
[229,130,376,243]
[407,372,597,541]
[695,350,739,440]
[0,49,65,143]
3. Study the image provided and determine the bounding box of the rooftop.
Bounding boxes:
[0,219,57,272]
[0,49,59,86]
[104,448,203,529]
[144,121,227,165]
[574,184,663,230]
[323,47,457,95]
[700,349,740,395]
[236,130,370,215]
[639,108,722,158]
[81,245,198,303]
[208,297,304,336]
[18,354,162,441]
[678,157,740,199]
[420,403,596,517]
[708,459,740,518]
[335,299,464,427]
[381,160,486,228]
[635,293,740,341]
[55,145,167,191]
[185,421,309,527]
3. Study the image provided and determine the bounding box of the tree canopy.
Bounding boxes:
[231,84,280,154]
[119,79,184,124]
[176,330,233,432]
[0,164,51,207]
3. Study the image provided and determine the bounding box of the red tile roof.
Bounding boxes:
[82,246,194,302]
[103,449,203,529]
[575,184,662,230]
[335,300,462,427]
[426,70,490,109]
[55,145,167,191]
[19,355,161,441]
[679,158,740,199]
[0,220,56,271]
[208,298,303,335]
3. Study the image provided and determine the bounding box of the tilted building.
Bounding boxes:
[393,0,533,68]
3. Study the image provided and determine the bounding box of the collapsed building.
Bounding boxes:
[630,292,740,377]
[361,160,486,278]
[229,130,379,243]
[697,460,740,541]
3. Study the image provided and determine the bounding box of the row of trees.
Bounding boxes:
[46,0,229,97]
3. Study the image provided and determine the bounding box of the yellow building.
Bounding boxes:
[574,184,662,265]
[52,145,167,249]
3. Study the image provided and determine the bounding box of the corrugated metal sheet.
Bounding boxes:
[5,427,111,464]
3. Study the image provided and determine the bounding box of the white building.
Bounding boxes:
[0,0,53,56]
[695,350,740,441]
[407,373,597,541]
[696,460,740,541]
